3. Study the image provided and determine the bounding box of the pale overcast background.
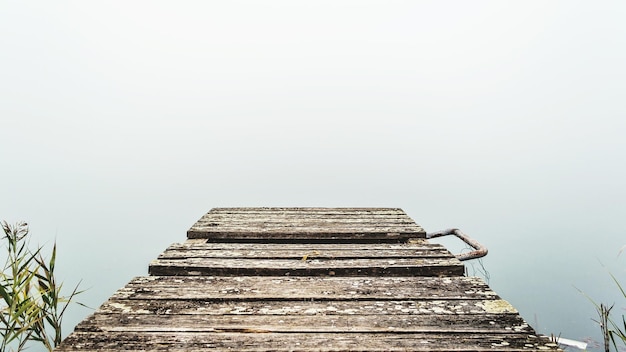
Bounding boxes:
[1,1,625,349]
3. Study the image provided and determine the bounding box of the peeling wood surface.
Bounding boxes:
[111,276,498,301]
[149,240,464,277]
[187,207,425,240]
[96,299,516,316]
[59,276,558,351]
[148,258,463,277]
[57,207,560,351]
[76,312,530,333]
[59,332,559,352]
[160,241,454,258]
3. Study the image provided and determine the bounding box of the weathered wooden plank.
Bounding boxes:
[75,313,531,333]
[165,240,440,251]
[194,219,418,226]
[112,276,498,301]
[191,223,422,232]
[57,331,559,351]
[148,257,464,277]
[157,250,453,260]
[157,247,454,259]
[187,230,426,241]
[195,213,414,219]
[193,218,419,226]
[190,227,423,234]
[194,216,416,222]
[195,210,415,221]
[191,224,420,230]
[206,207,408,213]
[97,299,518,316]
[186,233,422,241]
[188,207,426,240]
[203,211,410,215]
[194,220,417,226]
[187,232,423,241]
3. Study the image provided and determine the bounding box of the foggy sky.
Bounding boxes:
[1,1,625,345]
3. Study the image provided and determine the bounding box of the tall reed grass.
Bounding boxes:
[580,267,626,351]
[602,273,626,351]
[1,221,84,352]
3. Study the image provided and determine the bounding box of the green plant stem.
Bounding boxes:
[1,221,84,352]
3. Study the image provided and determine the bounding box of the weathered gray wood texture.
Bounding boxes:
[187,207,426,241]
[148,241,465,277]
[56,207,559,351]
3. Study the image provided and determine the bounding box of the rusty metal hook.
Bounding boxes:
[426,228,488,261]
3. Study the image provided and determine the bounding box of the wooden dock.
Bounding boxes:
[57,208,560,351]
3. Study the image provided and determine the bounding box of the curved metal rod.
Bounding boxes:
[426,228,488,261]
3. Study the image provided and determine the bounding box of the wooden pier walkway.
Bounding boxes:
[57,208,560,351]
